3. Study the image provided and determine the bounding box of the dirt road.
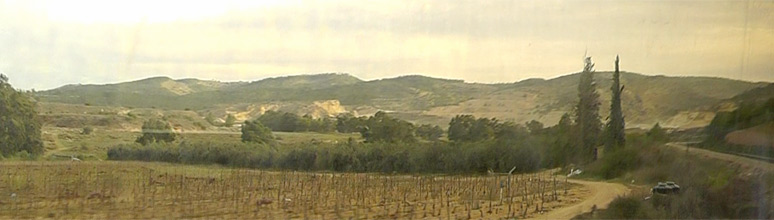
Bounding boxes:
[529,179,630,220]
[665,142,774,172]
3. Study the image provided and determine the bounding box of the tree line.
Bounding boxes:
[113,111,582,173]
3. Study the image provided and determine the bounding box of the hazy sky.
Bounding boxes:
[1,0,772,90]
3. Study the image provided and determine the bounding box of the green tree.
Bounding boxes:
[298,114,314,131]
[336,113,368,133]
[360,111,416,143]
[646,123,667,142]
[470,118,497,141]
[494,121,529,142]
[0,74,44,156]
[542,113,576,166]
[575,57,602,162]
[311,117,336,133]
[257,111,336,133]
[416,124,443,141]
[258,111,300,132]
[448,115,475,141]
[136,119,177,145]
[605,55,626,151]
[224,114,236,127]
[241,120,274,144]
[448,115,501,142]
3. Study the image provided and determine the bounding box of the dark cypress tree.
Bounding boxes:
[575,57,602,162]
[605,55,626,151]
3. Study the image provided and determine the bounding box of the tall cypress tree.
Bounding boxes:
[575,57,602,162]
[605,55,626,151]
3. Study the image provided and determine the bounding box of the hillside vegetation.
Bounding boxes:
[699,86,774,158]
[35,72,765,128]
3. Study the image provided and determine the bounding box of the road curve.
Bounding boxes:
[529,179,630,220]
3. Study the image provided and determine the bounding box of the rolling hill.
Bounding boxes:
[35,72,767,129]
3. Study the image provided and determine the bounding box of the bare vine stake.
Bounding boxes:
[507,173,513,217]
[553,176,558,201]
[468,177,476,219]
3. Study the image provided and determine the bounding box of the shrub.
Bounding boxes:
[600,196,650,219]
[224,114,236,127]
[135,119,177,145]
[241,120,274,144]
[587,147,641,179]
[646,123,668,143]
[82,127,94,135]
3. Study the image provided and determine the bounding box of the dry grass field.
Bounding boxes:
[0,162,586,219]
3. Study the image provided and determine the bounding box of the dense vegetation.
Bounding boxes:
[0,75,44,156]
[582,124,668,179]
[257,110,336,133]
[333,113,364,133]
[107,136,544,174]
[578,129,773,219]
[415,124,443,141]
[240,119,274,144]
[359,112,417,143]
[447,115,498,142]
[135,119,177,145]
[705,97,774,143]
[107,111,593,174]
[702,97,774,158]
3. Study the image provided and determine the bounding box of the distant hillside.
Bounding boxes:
[424,72,764,128]
[243,73,363,89]
[37,76,245,108]
[36,72,766,128]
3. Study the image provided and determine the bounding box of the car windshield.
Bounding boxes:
[1,1,772,219]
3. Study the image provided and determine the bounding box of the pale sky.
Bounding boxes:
[1,0,772,90]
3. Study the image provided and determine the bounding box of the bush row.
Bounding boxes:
[108,139,544,174]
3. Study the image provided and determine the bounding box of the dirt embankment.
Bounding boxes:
[666,142,774,173]
[724,122,774,148]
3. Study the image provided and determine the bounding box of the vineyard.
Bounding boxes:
[0,162,586,219]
